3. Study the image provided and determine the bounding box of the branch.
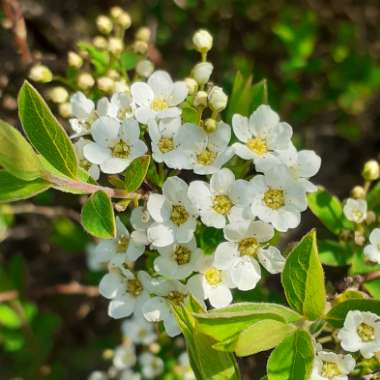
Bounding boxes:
[338,270,380,292]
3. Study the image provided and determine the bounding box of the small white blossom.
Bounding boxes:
[364,228,380,264]
[177,122,233,175]
[192,62,213,85]
[343,198,367,224]
[74,138,100,180]
[232,105,292,167]
[192,29,213,53]
[112,343,136,370]
[250,165,307,232]
[311,350,355,380]
[147,176,198,247]
[337,310,380,358]
[188,168,253,228]
[139,352,164,379]
[121,315,157,345]
[119,370,141,380]
[214,220,284,291]
[131,70,188,124]
[83,117,147,174]
[87,371,108,380]
[208,86,228,112]
[136,60,154,78]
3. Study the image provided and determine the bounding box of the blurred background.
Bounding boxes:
[1,0,380,379]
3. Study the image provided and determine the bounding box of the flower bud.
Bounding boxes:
[136,60,154,78]
[192,29,213,53]
[117,12,132,29]
[136,27,151,43]
[107,69,120,80]
[47,86,69,104]
[354,230,365,246]
[362,160,380,181]
[184,77,198,95]
[351,185,366,199]
[108,37,124,55]
[193,90,208,108]
[67,51,83,69]
[110,6,123,19]
[29,64,53,83]
[208,86,228,112]
[93,36,108,49]
[96,15,113,34]
[366,211,376,225]
[133,40,148,54]
[192,62,213,85]
[97,76,115,94]
[77,73,95,90]
[113,80,129,93]
[204,118,217,133]
[58,102,72,118]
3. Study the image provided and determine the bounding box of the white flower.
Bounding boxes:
[147,176,198,247]
[178,352,196,380]
[143,279,189,337]
[192,29,213,53]
[136,60,154,78]
[187,254,234,309]
[139,352,164,379]
[250,165,307,232]
[131,70,188,124]
[177,122,233,175]
[112,343,136,370]
[148,117,191,169]
[93,217,146,268]
[99,270,152,319]
[364,228,380,264]
[311,350,355,380]
[192,62,213,85]
[97,92,132,120]
[214,220,284,291]
[74,138,100,180]
[69,92,95,136]
[337,310,380,358]
[154,238,202,279]
[83,116,147,174]
[87,371,108,380]
[188,168,253,228]
[208,86,228,112]
[130,206,153,247]
[256,143,321,192]
[121,315,157,345]
[343,198,367,224]
[232,105,292,166]
[119,370,141,380]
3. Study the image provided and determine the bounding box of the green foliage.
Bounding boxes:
[318,239,352,266]
[120,51,140,71]
[267,330,314,380]
[18,81,78,179]
[282,229,326,320]
[122,155,151,192]
[81,191,116,239]
[0,119,41,181]
[78,42,110,75]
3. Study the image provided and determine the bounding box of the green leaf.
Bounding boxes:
[318,239,352,266]
[307,189,347,235]
[18,81,78,179]
[78,42,110,74]
[250,79,268,110]
[368,182,380,209]
[0,120,41,181]
[120,51,140,71]
[81,191,116,239]
[281,229,326,320]
[0,170,50,203]
[182,105,199,124]
[0,304,22,329]
[267,329,314,380]
[326,299,380,328]
[363,279,380,299]
[122,155,151,192]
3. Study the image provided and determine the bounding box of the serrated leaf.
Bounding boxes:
[267,329,314,380]
[281,229,326,320]
[326,299,380,328]
[81,191,116,239]
[0,170,50,203]
[122,155,150,192]
[0,120,41,181]
[18,81,78,179]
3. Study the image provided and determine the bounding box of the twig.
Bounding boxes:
[339,270,380,292]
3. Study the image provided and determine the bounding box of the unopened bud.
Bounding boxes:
[136,60,154,78]
[362,160,380,181]
[96,15,113,34]
[351,186,366,199]
[192,29,213,53]
[97,76,115,93]
[136,27,151,43]
[77,73,95,90]
[366,211,376,225]
[354,231,365,246]
[47,86,69,104]
[113,80,129,93]
[204,118,217,133]
[184,77,198,95]
[58,102,72,118]
[108,37,124,55]
[133,40,148,55]
[93,36,108,49]
[29,64,53,83]
[67,51,83,68]
[208,86,228,112]
[193,91,208,108]
[110,6,123,19]
[192,62,213,85]
[107,69,119,80]
[117,12,131,29]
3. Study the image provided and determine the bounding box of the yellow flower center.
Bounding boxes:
[357,322,375,342]
[247,137,267,156]
[116,234,129,253]
[212,195,233,215]
[170,205,189,226]
[127,278,143,297]
[151,98,169,112]
[321,362,341,379]
[167,291,187,306]
[158,137,174,153]
[239,237,259,257]
[173,245,192,265]
[263,188,285,209]
[204,267,222,286]
[112,140,130,158]
[196,148,217,166]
